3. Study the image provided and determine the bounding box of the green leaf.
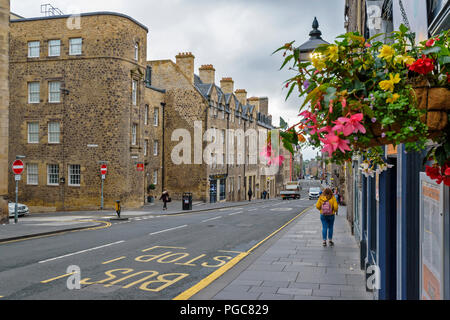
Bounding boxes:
[282,138,295,155]
[422,46,442,55]
[285,82,297,101]
[439,56,450,65]
[323,87,337,106]
[279,54,294,70]
[368,33,384,42]
[435,146,447,166]
[272,41,295,55]
[279,117,288,130]
[399,24,408,34]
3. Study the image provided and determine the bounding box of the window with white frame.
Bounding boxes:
[47,164,59,185]
[28,41,40,58]
[135,43,139,61]
[48,81,61,103]
[132,124,137,145]
[132,80,138,105]
[48,122,60,144]
[48,40,61,57]
[153,108,159,126]
[28,122,39,144]
[28,82,40,104]
[153,170,158,185]
[144,139,148,156]
[153,140,159,156]
[69,38,82,55]
[144,105,148,125]
[69,164,81,186]
[27,164,38,185]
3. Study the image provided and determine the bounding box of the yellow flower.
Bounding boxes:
[379,73,401,92]
[403,56,416,66]
[394,55,405,65]
[394,55,416,66]
[378,45,395,61]
[325,45,339,62]
[311,53,326,70]
[386,93,400,104]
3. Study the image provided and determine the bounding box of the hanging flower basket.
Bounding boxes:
[275,25,449,169]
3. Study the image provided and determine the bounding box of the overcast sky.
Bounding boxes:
[11,0,346,160]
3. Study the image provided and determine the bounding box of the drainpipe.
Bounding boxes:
[161,102,166,193]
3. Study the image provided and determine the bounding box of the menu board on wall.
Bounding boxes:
[420,173,444,300]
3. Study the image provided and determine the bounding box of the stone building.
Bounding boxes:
[8,12,164,211]
[149,53,275,203]
[6,9,277,211]
[0,0,9,223]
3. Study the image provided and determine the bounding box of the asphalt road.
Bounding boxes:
[0,198,315,300]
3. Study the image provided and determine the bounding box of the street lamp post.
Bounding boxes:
[296,17,329,62]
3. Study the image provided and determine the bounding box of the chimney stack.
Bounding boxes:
[220,77,234,94]
[259,97,269,114]
[199,64,215,84]
[176,52,195,84]
[248,97,260,112]
[235,89,247,106]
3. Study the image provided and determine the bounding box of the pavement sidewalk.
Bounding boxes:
[192,205,373,300]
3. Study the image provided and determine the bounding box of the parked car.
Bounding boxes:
[8,202,30,218]
[308,187,321,200]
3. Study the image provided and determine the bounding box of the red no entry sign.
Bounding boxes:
[100,164,107,175]
[12,160,24,175]
[137,163,144,172]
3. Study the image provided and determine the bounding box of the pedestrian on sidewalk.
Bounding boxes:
[248,188,253,202]
[316,188,338,247]
[160,190,171,211]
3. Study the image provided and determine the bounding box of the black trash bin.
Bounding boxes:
[182,192,193,210]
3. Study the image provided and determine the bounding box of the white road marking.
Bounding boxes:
[228,211,243,216]
[38,241,125,264]
[202,216,222,223]
[149,225,188,236]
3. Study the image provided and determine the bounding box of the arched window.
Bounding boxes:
[135,43,139,61]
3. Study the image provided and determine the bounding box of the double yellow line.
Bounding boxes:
[173,206,312,300]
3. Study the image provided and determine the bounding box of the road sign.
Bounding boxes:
[12,160,24,175]
[100,164,107,175]
[137,163,144,172]
[15,175,21,181]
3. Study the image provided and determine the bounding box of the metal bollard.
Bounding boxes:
[115,200,121,218]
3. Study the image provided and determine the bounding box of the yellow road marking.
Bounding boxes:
[173,206,312,300]
[102,256,127,265]
[173,252,248,300]
[41,272,75,284]
[0,220,111,245]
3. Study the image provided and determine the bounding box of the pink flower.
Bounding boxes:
[268,155,285,166]
[332,113,366,136]
[320,132,351,156]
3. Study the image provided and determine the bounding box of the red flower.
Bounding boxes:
[426,165,441,180]
[447,73,450,84]
[426,39,435,47]
[409,55,435,75]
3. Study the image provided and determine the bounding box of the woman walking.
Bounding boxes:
[160,190,170,211]
[316,188,339,247]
